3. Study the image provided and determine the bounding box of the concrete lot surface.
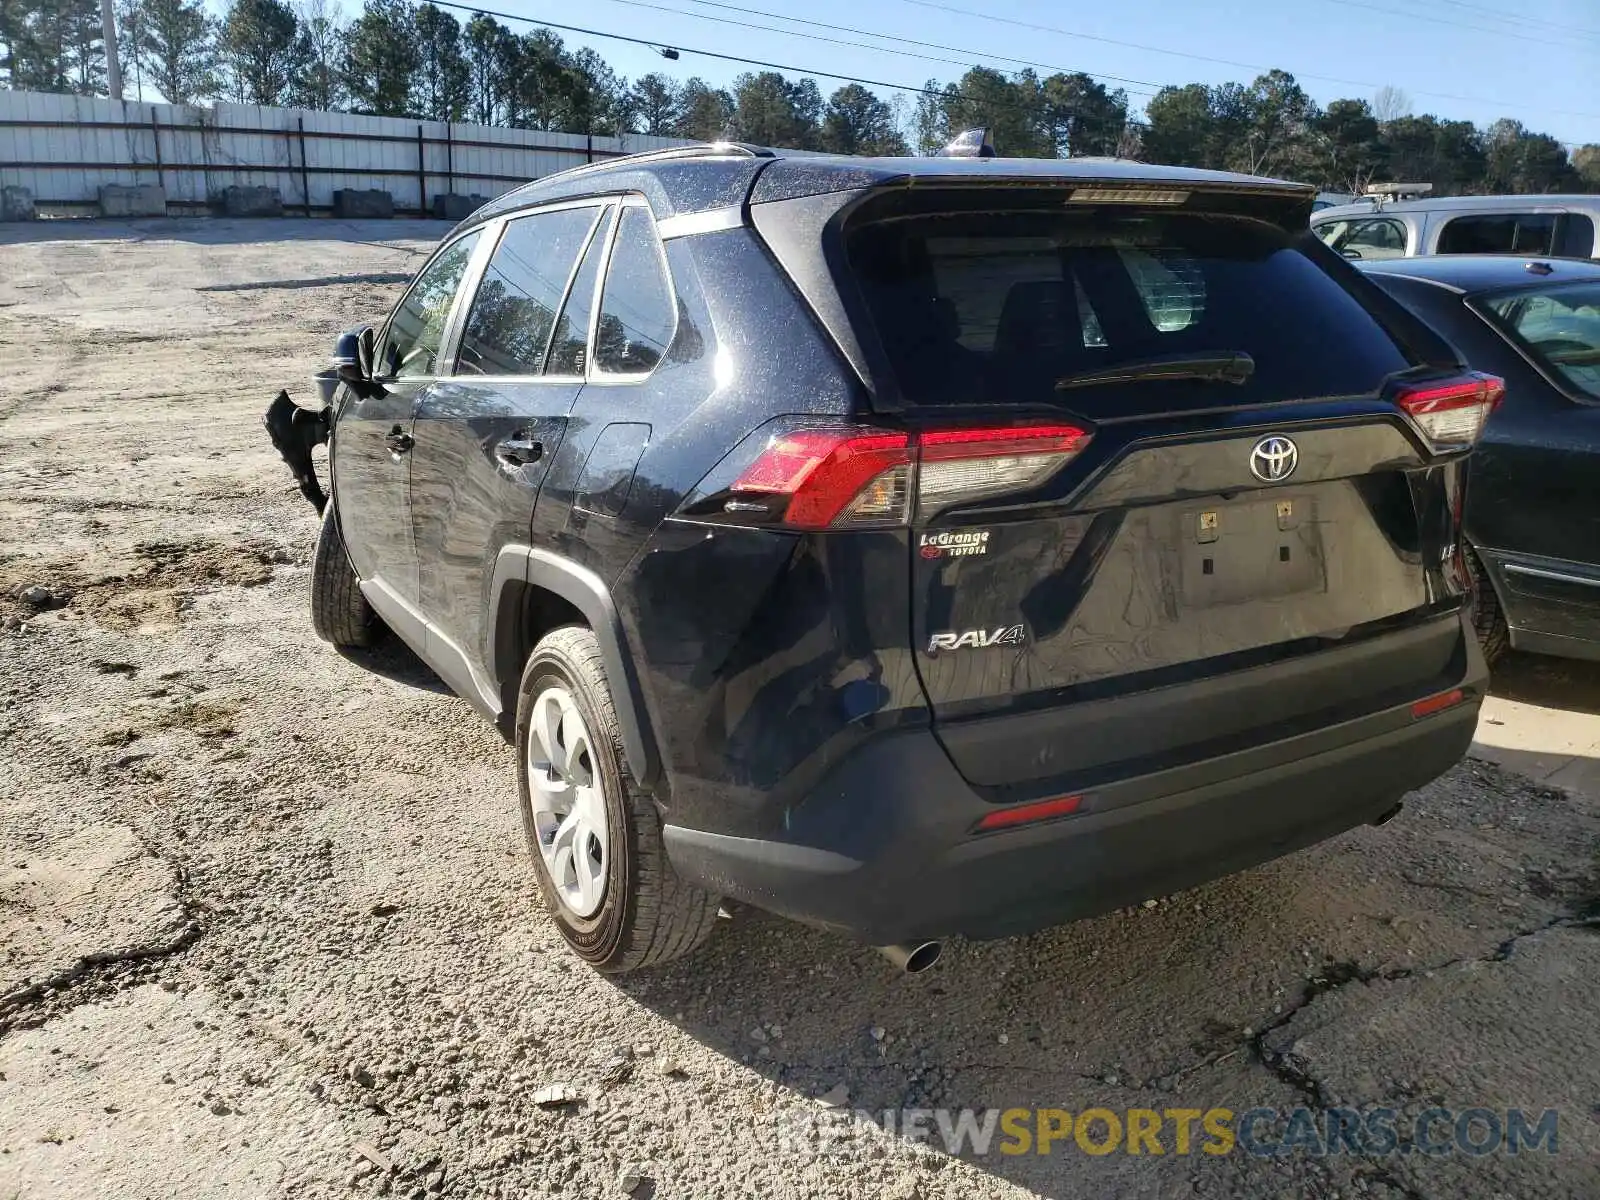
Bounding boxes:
[1,219,1597,1199]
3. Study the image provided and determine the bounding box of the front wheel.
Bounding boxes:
[515,626,721,973]
[309,501,380,648]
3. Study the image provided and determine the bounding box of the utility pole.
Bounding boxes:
[100,0,124,100]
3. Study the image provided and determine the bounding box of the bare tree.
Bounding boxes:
[290,0,343,109]
[1116,121,1143,160]
[1372,85,1411,125]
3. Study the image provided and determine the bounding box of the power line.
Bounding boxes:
[881,0,1600,124]
[1396,0,1600,41]
[1320,0,1600,55]
[602,0,1164,97]
[428,0,1120,132]
[430,0,1595,149]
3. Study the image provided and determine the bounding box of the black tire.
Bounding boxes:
[309,502,380,648]
[1467,545,1509,668]
[515,625,721,973]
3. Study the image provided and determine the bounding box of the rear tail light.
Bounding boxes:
[721,422,1092,530]
[1393,372,1504,450]
[918,425,1092,511]
[729,429,913,528]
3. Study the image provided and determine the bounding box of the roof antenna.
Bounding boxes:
[940,128,995,158]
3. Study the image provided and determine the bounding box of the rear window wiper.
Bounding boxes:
[1055,352,1255,390]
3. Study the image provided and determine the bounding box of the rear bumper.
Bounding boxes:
[663,627,1484,944]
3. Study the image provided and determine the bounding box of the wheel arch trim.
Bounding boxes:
[489,544,660,788]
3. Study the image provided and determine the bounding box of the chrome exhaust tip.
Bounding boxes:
[876,941,942,973]
[1370,802,1404,827]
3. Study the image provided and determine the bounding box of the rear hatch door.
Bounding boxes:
[842,186,1471,793]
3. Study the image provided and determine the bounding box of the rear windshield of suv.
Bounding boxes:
[846,204,1415,414]
[1482,282,1600,400]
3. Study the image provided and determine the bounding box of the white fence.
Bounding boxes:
[0,89,694,215]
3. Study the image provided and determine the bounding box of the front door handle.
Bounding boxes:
[384,426,413,455]
[496,434,544,467]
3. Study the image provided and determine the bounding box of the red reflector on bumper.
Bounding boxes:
[973,794,1083,832]
[1411,688,1465,719]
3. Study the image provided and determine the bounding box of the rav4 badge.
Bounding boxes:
[927,625,1027,653]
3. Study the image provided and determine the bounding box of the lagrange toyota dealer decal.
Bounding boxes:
[919,529,991,559]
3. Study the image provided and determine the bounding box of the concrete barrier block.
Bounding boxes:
[99,184,167,218]
[333,189,394,219]
[214,185,283,217]
[1,186,35,221]
[431,193,489,221]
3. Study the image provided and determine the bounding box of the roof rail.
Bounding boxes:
[618,141,775,164]
[531,140,775,187]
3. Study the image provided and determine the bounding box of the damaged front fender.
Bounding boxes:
[263,389,331,514]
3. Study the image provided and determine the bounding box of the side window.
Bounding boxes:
[456,206,600,377]
[1313,219,1347,247]
[595,206,676,376]
[381,231,481,379]
[1122,247,1206,331]
[1438,213,1555,256]
[1341,218,1408,260]
[1558,215,1596,259]
[547,207,617,376]
[1485,283,1600,401]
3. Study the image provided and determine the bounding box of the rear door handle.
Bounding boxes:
[496,434,543,467]
[384,427,413,455]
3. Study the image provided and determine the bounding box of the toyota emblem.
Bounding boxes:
[1249,435,1298,483]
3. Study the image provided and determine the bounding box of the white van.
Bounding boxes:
[1311,194,1600,262]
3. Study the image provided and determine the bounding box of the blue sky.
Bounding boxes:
[482,0,1600,147]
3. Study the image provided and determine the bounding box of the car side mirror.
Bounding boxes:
[333,325,376,384]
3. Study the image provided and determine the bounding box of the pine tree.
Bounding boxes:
[410,3,468,121]
[0,0,21,87]
[462,13,515,126]
[675,77,733,141]
[511,28,569,132]
[342,0,416,116]
[629,73,680,137]
[821,84,906,156]
[115,0,145,96]
[219,0,299,106]
[137,0,219,103]
[8,0,105,94]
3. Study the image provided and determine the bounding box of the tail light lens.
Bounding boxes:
[717,422,1092,529]
[919,425,1093,511]
[729,429,913,528]
[1393,372,1504,450]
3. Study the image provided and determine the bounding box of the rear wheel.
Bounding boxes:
[1467,545,1509,668]
[516,626,721,973]
[309,502,379,648]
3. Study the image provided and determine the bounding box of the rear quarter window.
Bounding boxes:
[846,205,1415,414]
[1482,282,1600,400]
[1437,213,1556,256]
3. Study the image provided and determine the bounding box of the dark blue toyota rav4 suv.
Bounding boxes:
[267,143,1498,974]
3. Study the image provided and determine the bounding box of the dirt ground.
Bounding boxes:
[1,218,1597,1200]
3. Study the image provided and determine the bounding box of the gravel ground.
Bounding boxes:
[1,218,1598,1200]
